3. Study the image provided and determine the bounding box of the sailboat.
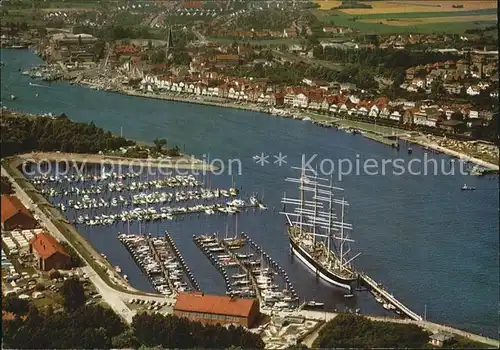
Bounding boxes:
[223,216,246,248]
[280,166,359,292]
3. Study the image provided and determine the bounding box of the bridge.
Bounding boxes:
[359,272,423,322]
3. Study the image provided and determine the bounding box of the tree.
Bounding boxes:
[61,278,86,312]
[431,79,446,96]
[112,329,141,349]
[313,314,430,348]
[153,138,167,152]
[60,242,83,268]
[450,111,464,121]
[2,295,30,315]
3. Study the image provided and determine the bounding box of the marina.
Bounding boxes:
[118,233,198,295]
[4,48,498,337]
[194,229,300,311]
[26,168,269,227]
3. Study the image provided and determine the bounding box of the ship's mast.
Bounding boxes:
[340,197,345,269]
[299,167,305,235]
[327,176,333,267]
[312,173,318,244]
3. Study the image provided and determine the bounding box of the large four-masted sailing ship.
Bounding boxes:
[281,166,359,293]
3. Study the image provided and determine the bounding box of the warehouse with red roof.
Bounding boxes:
[30,232,71,271]
[173,292,260,328]
[1,194,38,231]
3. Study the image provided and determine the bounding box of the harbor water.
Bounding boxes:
[1,49,498,338]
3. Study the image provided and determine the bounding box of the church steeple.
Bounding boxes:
[166,26,174,60]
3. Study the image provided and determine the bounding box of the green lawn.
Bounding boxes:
[357,8,497,19]
[314,9,498,34]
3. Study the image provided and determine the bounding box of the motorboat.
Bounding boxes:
[461,184,476,191]
[305,301,325,309]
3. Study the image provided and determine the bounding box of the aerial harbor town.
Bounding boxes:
[1,0,498,349]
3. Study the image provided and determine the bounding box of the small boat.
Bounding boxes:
[407,148,413,155]
[305,301,325,309]
[10,94,16,100]
[344,293,355,299]
[114,266,122,273]
[461,184,476,191]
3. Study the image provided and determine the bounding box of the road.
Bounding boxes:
[1,164,175,323]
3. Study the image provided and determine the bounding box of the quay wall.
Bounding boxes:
[400,136,499,171]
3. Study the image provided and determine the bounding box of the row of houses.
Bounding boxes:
[139,74,492,130]
[403,57,498,94]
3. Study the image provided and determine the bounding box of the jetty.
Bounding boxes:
[163,231,200,291]
[359,272,423,321]
[9,151,215,171]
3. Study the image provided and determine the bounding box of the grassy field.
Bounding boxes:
[316,0,343,9]
[322,0,498,14]
[314,8,498,34]
[361,14,497,26]
[356,7,497,18]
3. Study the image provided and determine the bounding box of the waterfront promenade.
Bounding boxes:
[115,88,499,171]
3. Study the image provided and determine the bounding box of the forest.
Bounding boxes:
[313,314,489,349]
[313,314,431,348]
[0,113,135,157]
[2,278,264,349]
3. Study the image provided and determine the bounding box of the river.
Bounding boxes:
[1,49,498,338]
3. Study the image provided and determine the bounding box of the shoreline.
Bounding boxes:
[8,152,216,171]
[114,88,498,171]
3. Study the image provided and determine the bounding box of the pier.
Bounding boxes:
[193,234,238,294]
[359,272,423,321]
[119,233,197,295]
[163,231,200,291]
[240,233,299,305]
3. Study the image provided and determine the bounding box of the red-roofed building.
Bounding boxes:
[174,293,260,328]
[1,195,37,231]
[30,232,71,271]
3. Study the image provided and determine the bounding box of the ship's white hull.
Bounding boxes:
[290,242,353,292]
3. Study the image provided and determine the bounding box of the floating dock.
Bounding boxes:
[194,232,299,310]
[119,233,198,296]
[193,234,244,295]
[163,230,200,291]
[239,233,299,307]
[359,272,423,321]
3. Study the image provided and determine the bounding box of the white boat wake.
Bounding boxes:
[29,82,50,88]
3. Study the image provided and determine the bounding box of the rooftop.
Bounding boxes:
[30,232,69,260]
[1,195,33,223]
[174,293,257,318]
